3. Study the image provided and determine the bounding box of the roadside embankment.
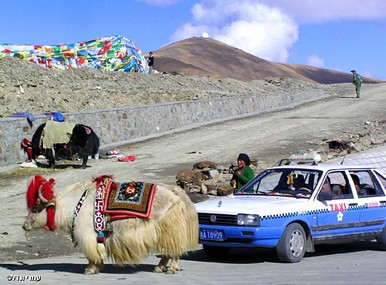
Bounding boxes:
[0,89,327,166]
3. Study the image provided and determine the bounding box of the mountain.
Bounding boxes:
[151,37,381,84]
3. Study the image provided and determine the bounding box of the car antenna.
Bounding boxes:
[340,155,346,165]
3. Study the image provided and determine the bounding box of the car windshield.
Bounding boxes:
[235,168,323,199]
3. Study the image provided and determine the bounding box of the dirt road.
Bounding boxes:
[0,82,385,261]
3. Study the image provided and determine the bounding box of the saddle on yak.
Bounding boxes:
[76,175,157,244]
[42,120,76,149]
[96,175,157,221]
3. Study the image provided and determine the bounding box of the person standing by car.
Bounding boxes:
[351,70,362,98]
[230,153,255,190]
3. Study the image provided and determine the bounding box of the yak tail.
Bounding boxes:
[97,243,107,261]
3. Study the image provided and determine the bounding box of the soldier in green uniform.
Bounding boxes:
[351,70,362,98]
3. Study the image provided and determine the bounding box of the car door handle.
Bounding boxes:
[380,200,386,204]
[349,203,358,207]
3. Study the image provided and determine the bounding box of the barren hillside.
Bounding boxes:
[153,37,382,84]
[0,57,339,118]
[1,36,383,119]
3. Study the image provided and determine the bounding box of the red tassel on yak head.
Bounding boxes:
[26,175,47,210]
[41,178,57,231]
[26,175,57,231]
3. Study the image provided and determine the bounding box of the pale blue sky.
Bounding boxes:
[1,0,385,80]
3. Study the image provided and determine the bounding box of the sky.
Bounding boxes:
[1,0,386,80]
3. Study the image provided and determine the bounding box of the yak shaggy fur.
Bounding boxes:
[22,177,199,275]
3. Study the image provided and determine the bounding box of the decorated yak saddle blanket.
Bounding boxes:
[91,176,158,243]
[95,176,157,222]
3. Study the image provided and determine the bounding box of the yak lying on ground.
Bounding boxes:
[22,175,199,275]
[31,121,99,169]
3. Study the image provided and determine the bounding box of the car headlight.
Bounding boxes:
[237,214,260,226]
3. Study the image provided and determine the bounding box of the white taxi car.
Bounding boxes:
[195,164,386,262]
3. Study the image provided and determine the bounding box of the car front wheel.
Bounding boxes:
[276,223,306,263]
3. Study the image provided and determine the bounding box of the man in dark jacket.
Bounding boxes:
[147,51,154,74]
[351,70,362,98]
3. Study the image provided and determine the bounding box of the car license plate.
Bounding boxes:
[199,229,225,241]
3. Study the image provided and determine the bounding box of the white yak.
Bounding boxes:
[22,175,199,275]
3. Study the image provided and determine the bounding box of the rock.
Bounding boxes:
[207,189,218,195]
[193,161,218,170]
[186,193,210,203]
[200,184,207,195]
[217,184,234,196]
[359,137,372,147]
[203,172,222,186]
[188,185,202,193]
[176,169,195,183]
[192,172,206,185]
[206,184,217,191]
[370,135,386,145]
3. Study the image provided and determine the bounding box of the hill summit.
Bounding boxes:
[153,37,381,84]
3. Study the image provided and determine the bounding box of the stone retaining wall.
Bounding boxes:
[0,90,327,166]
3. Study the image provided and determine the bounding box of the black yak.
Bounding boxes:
[31,121,99,169]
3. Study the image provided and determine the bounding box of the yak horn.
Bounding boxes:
[37,185,49,204]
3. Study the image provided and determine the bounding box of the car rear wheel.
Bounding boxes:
[203,245,231,258]
[276,223,306,263]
